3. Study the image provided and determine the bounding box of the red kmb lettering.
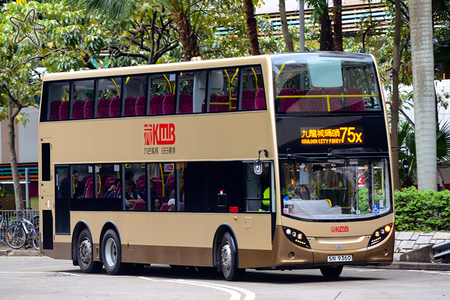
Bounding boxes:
[144,123,176,146]
[331,226,349,233]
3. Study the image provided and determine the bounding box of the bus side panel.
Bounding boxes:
[70,212,274,268]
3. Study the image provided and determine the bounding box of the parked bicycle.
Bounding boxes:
[5,212,39,250]
[0,215,7,246]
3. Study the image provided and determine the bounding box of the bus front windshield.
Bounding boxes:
[281,158,391,220]
[272,53,382,113]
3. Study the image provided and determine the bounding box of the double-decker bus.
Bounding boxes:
[39,52,394,280]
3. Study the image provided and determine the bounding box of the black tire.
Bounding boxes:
[32,230,40,251]
[5,224,26,249]
[77,229,102,273]
[220,232,245,281]
[101,229,125,275]
[320,265,343,279]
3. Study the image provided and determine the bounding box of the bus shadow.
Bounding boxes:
[138,265,384,284]
[61,265,385,284]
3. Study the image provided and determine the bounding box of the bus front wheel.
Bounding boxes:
[102,229,124,275]
[77,229,102,273]
[320,265,343,279]
[220,232,245,281]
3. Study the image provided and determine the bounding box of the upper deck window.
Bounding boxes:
[272,53,382,114]
[41,64,266,122]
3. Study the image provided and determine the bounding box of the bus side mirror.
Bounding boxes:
[254,160,263,175]
[254,149,268,175]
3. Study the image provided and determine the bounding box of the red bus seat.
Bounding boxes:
[124,97,136,116]
[72,100,85,119]
[59,101,69,120]
[83,99,94,119]
[135,96,146,116]
[109,98,120,117]
[149,95,163,115]
[97,98,110,118]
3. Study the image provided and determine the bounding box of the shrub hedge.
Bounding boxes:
[395,187,450,232]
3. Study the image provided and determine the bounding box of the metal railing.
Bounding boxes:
[0,210,39,246]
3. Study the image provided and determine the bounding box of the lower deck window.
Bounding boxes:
[55,161,273,214]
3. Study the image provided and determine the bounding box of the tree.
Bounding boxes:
[279,0,294,52]
[409,0,436,191]
[243,0,260,55]
[390,0,403,190]
[332,0,343,51]
[70,0,208,61]
[0,2,59,211]
[0,1,110,210]
[159,0,202,61]
[398,120,450,190]
[305,0,333,51]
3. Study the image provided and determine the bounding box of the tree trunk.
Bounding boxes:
[333,0,343,51]
[319,5,334,51]
[410,0,436,191]
[391,0,402,191]
[171,4,200,61]
[243,0,261,55]
[7,97,24,212]
[279,0,294,52]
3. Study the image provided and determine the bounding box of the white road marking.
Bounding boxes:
[164,279,241,300]
[173,280,256,300]
[139,276,256,300]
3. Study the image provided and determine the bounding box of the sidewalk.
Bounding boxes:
[0,245,41,256]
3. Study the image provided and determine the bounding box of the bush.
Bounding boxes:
[395,187,450,232]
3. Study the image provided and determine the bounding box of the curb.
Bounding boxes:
[384,261,450,271]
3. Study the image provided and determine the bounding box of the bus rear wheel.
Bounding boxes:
[220,232,245,281]
[102,229,124,275]
[320,265,343,279]
[77,229,102,273]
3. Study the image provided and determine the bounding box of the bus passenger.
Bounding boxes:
[73,170,85,198]
[167,198,176,211]
[125,180,141,209]
[149,179,159,200]
[153,197,162,211]
[125,171,135,183]
[105,179,120,198]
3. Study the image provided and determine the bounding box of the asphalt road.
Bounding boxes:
[0,256,449,299]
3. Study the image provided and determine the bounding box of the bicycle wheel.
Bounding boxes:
[32,230,40,250]
[6,224,26,249]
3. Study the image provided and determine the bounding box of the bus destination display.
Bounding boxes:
[301,127,363,145]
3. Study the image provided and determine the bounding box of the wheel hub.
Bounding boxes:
[104,238,117,267]
[79,238,92,263]
[221,242,232,271]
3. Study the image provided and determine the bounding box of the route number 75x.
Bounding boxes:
[340,127,363,143]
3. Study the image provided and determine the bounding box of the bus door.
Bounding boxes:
[55,166,71,234]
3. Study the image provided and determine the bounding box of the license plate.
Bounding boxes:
[327,255,352,262]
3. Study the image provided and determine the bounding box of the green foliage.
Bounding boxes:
[395,187,450,232]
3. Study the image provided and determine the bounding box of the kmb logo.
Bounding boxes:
[331,226,349,233]
[144,123,176,145]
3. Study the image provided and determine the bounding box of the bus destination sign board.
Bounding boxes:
[301,127,363,145]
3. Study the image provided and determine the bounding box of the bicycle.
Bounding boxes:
[5,212,39,250]
[0,215,8,246]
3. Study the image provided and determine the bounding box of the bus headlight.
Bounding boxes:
[368,224,393,247]
[283,227,311,249]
